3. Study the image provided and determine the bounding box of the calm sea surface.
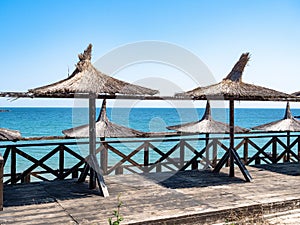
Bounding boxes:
[1,107,299,175]
[1,107,299,136]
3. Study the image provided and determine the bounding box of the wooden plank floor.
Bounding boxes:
[1,163,300,225]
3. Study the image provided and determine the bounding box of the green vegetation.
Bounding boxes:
[108,194,123,225]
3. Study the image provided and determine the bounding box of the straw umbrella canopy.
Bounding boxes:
[167,100,248,169]
[167,101,248,134]
[29,44,158,96]
[251,102,300,161]
[63,99,146,138]
[28,44,158,197]
[252,102,300,132]
[0,128,21,141]
[291,91,300,97]
[181,53,291,100]
[176,53,294,181]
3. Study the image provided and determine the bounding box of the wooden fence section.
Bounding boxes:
[0,134,300,184]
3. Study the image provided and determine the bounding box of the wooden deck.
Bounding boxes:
[1,163,300,224]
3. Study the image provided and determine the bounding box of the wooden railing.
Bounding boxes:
[0,133,299,185]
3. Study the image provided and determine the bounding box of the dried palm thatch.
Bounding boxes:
[176,53,292,100]
[0,128,22,141]
[291,91,300,97]
[251,102,300,132]
[29,44,158,96]
[167,101,248,133]
[63,99,146,138]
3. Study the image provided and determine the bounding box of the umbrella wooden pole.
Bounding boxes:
[229,99,235,177]
[88,94,109,197]
[229,99,252,181]
[89,95,97,189]
[213,99,252,182]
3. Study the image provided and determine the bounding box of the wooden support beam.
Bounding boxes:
[88,95,109,197]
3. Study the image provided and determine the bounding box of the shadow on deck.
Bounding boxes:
[252,162,300,176]
[143,169,244,189]
[4,169,244,207]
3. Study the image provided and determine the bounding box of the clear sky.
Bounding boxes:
[1,0,300,108]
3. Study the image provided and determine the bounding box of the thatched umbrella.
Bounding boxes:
[28,44,158,197]
[167,100,248,169]
[63,99,146,138]
[29,44,158,96]
[167,101,248,134]
[0,128,21,141]
[176,53,294,181]
[291,91,300,97]
[182,53,291,100]
[251,102,300,161]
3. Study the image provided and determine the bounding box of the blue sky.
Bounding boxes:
[1,0,300,108]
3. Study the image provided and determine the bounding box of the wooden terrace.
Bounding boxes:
[1,133,300,224]
[1,163,300,224]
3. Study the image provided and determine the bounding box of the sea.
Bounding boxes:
[0,107,299,176]
[2,107,299,136]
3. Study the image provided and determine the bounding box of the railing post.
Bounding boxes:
[243,138,248,164]
[191,138,198,170]
[180,140,185,168]
[191,159,198,170]
[11,147,16,184]
[144,141,149,173]
[21,174,30,183]
[156,163,162,173]
[72,170,78,179]
[255,156,261,165]
[212,139,217,168]
[115,166,123,175]
[272,137,277,164]
[0,154,3,211]
[205,134,210,168]
[59,145,64,180]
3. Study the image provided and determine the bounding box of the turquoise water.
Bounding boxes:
[0,107,299,176]
[1,107,299,136]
